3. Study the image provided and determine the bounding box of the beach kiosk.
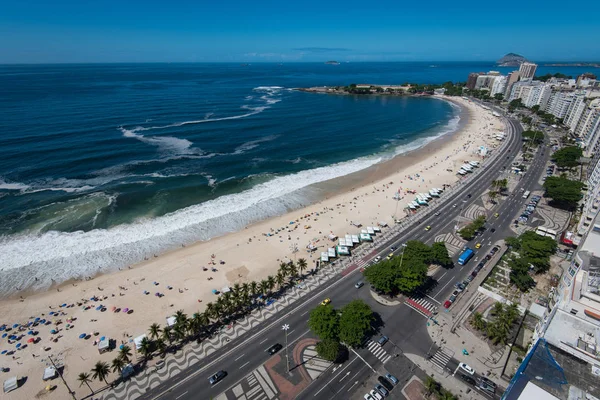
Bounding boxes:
[351,234,360,244]
[3,377,18,393]
[320,252,329,262]
[98,337,110,354]
[366,227,375,235]
[328,233,337,241]
[327,247,336,258]
[43,366,57,381]
[336,246,350,256]
[359,233,372,242]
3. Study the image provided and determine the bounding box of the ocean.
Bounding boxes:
[0,62,587,295]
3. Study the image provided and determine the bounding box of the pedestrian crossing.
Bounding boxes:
[302,345,332,380]
[356,258,368,269]
[430,348,452,372]
[405,297,437,317]
[434,233,464,256]
[366,340,392,364]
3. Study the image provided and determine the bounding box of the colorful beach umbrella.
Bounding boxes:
[50,329,57,334]
[122,308,129,313]
[15,343,21,348]
[27,338,35,343]
[1,350,6,354]
[12,324,19,328]
[79,333,86,339]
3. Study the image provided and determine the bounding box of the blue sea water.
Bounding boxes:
[0,62,588,293]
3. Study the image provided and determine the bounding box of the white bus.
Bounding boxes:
[536,227,557,240]
[522,190,531,199]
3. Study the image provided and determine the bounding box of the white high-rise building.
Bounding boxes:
[509,81,551,108]
[565,93,588,131]
[519,62,538,79]
[490,76,507,97]
[576,99,600,157]
[544,91,578,119]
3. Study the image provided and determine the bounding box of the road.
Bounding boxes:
[138,109,546,400]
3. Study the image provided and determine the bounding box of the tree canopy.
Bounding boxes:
[552,146,583,168]
[543,176,584,210]
[431,242,452,267]
[535,73,572,82]
[508,99,523,111]
[315,339,345,362]
[458,215,486,240]
[308,304,339,341]
[338,300,374,348]
[505,230,558,291]
[521,130,545,144]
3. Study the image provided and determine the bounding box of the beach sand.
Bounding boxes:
[0,96,506,399]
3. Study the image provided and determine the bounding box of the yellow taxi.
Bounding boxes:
[425,225,431,231]
[320,298,331,306]
[494,212,499,218]
[387,253,394,260]
[475,243,482,249]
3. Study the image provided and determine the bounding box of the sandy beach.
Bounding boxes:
[0,96,506,399]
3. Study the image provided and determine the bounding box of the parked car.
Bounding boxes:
[369,389,383,400]
[443,300,452,308]
[490,246,499,255]
[385,373,399,385]
[479,377,497,388]
[377,336,389,346]
[209,370,227,385]
[459,363,475,375]
[378,376,394,391]
[459,374,476,385]
[267,343,283,355]
[363,394,375,400]
[449,294,457,302]
[455,282,465,292]
[375,384,389,397]
[466,275,475,283]
[479,381,496,394]
[374,256,382,262]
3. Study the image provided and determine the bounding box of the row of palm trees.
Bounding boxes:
[78,258,309,394]
[470,302,520,345]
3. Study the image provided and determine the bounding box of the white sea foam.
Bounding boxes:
[0,153,381,295]
[0,178,31,191]
[233,135,280,155]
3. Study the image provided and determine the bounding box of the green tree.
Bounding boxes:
[403,240,432,263]
[315,339,345,362]
[494,93,504,101]
[509,257,535,291]
[308,304,339,341]
[425,376,440,395]
[543,176,584,210]
[155,338,167,357]
[338,300,374,348]
[162,326,173,345]
[522,130,545,144]
[431,242,452,267]
[139,337,152,360]
[552,146,583,168]
[275,271,286,291]
[471,312,486,330]
[148,323,162,340]
[119,345,132,363]
[297,258,308,277]
[111,357,126,374]
[458,215,486,240]
[363,260,398,294]
[508,99,522,111]
[77,372,94,394]
[395,255,428,294]
[505,236,521,250]
[91,361,110,385]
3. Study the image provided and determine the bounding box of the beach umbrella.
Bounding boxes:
[60,303,66,307]
[50,329,57,334]
[111,306,116,312]
[15,343,21,348]
[100,336,105,341]
[27,331,34,335]
[122,308,129,313]
[1,350,6,354]
[34,317,40,322]
[27,338,35,343]
[12,324,19,328]
[1,333,6,338]
[95,305,102,310]
[79,333,86,339]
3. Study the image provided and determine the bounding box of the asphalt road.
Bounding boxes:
[139,109,542,400]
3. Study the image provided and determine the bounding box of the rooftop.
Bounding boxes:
[544,309,600,366]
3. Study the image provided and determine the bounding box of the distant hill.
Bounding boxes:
[497,53,528,67]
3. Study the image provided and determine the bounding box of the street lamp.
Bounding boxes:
[282,324,290,372]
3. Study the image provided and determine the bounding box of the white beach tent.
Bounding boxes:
[360,233,372,241]
[166,316,176,327]
[43,366,57,381]
[327,247,336,258]
[351,234,360,243]
[328,233,337,241]
[378,221,388,227]
[336,246,350,256]
[133,334,147,350]
[320,252,329,262]
[3,377,17,393]
[367,227,375,235]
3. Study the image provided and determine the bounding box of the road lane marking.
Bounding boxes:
[300,310,309,316]
[234,354,245,361]
[175,391,188,400]
[238,361,249,370]
[433,278,454,299]
[314,356,358,396]
[259,338,269,344]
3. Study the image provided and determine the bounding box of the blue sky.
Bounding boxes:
[1,0,598,63]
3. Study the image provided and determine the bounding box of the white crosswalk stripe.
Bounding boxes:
[356,258,367,268]
[407,297,437,314]
[430,349,452,371]
[367,340,392,364]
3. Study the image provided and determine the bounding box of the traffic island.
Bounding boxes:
[369,289,402,306]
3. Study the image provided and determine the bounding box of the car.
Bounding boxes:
[459,374,476,385]
[386,253,394,260]
[449,294,457,302]
[375,384,389,397]
[494,212,499,217]
[378,376,394,391]
[385,373,399,385]
[484,254,491,261]
[479,377,497,388]
[467,194,472,198]
[475,243,482,249]
[320,298,331,306]
[363,394,375,400]
[443,300,452,308]
[491,228,496,233]
[479,382,496,394]
[470,270,478,277]
[490,246,499,255]
[267,343,283,355]
[390,246,397,251]
[452,290,460,297]
[466,275,474,282]
[459,363,475,375]
[454,282,465,292]
[453,204,457,208]
[377,335,389,346]
[374,256,382,262]
[434,211,441,216]
[425,225,431,231]
[209,370,227,385]
[355,281,364,289]
[370,389,383,400]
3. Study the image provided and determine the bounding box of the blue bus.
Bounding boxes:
[457,248,474,265]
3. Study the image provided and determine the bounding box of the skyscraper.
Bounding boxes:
[504,71,520,99]
[518,62,538,80]
[466,73,481,90]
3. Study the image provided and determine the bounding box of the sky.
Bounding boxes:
[1,0,599,64]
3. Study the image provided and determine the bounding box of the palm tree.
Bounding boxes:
[297,258,308,277]
[259,280,269,296]
[471,312,486,331]
[174,310,188,328]
[505,303,520,322]
[148,323,162,340]
[241,282,250,297]
[288,262,298,280]
[162,326,173,345]
[119,345,132,363]
[139,337,152,359]
[424,376,439,395]
[249,281,259,297]
[491,302,504,317]
[156,338,167,358]
[488,190,498,203]
[275,272,286,291]
[91,361,110,385]
[111,356,126,374]
[77,372,94,394]
[232,283,242,297]
[173,324,187,343]
[266,275,276,294]
[278,262,289,278]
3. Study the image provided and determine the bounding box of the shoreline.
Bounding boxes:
[0,96,506,399]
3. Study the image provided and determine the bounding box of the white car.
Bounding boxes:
[459,362,475,375]
[370,390,383,400]
[374,256,382,262]
[363,394,375,400]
